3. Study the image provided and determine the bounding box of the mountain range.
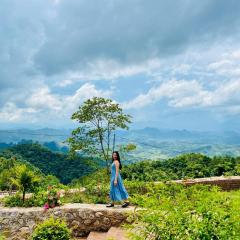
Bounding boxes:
[0,127,240,161]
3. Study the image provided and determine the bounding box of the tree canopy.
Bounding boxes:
[66,97,132,171]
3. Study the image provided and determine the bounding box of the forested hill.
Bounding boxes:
[0,143,104,184]
[121,153,240,181]
[73,153,240,186]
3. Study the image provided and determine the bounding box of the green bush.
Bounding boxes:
[126,183,240,240]
[4,191,48,207]
[31,216,71,240]
[61,191,83,204]
[0,234,5,240]
[125,180,153,195]
[84,182,109,204]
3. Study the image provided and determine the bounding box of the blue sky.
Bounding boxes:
[1,0,240,131]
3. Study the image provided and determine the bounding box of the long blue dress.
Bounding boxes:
[109,161,129,201]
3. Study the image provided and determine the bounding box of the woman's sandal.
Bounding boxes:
[121,201,130,208]
[106,203,114,207]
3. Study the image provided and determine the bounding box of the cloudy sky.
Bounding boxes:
[1,0,240,131]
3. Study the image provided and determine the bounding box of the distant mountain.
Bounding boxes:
[0,127,240,161]
[0,128,71,144]
[116,127,240,144]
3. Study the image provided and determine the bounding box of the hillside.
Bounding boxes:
[76,153,240,185]
[0,143,104,184]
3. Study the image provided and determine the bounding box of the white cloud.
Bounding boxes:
[0,83,112,123]
[122,79,204,109]
[55,79,74,87]
[171,64,191,75]
[25,85,62,111]
[52,58,162,88]
[122,79,240,111]
[0,102,37,122]
[207,50,240,77]
[64,83,112,114]
[230,50,240,60]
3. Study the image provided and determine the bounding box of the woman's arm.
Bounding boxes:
[114,161,119,186]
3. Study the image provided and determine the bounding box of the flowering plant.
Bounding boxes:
[43,185,61,210]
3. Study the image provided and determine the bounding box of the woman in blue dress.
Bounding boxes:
[106,151,130,208]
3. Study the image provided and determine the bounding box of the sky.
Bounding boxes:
[1,0,240,131]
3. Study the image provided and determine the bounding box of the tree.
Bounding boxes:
[11,165,40,202]
[66,97,132,172]
[0,156,16,192]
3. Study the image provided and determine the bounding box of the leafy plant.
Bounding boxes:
[125,183,240,240]
[66,97,132,172]
[10,165,41,202]
[61,191,83,204]
[4,191,48,207]
[31,216,71,240]
[0,234,5,240]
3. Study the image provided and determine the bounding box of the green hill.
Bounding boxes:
[0,142,104,184]
[76,153,240,185]
[121,153,240,181]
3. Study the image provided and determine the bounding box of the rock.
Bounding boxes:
[0,203,134,239]
[83,219,92,225]
[95,212,104,218]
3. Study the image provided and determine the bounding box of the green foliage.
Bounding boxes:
[124,180,153,195]
[66,96,132,169]
[118,143,137,162]
[126,183,240,240]
[31,216,71,240]
[70,169,153,204]
[10,164,41,202]
[2,142,102,183]
[0,234,5,240]
[4,191,48,207]
[84,181,110,204]
[121,153,240,181]
[61,191,83,204]
[0,155,40,191]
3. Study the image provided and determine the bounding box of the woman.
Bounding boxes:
[106,151,130,208]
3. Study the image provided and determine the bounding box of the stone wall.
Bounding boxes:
[172,176,240,191]
[0,203,134,240]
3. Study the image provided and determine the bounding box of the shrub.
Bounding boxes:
[61,191,83,204]
[84,181,109,203]
[126,183,240,240]
[125,180,153,195]
[10,164,41,202]
[31,216,71,240]
[4,191,48,207]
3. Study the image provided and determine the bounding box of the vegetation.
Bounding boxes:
[0,234,5,240]
[1,142,103,183]
[121,153,240,181]
[71,152,240,190]
[0,152,66,207]
[31,216,71,240]
[1,96,239,239]
[4,191,47,207]
[11,164,40,202]
[0,155,46,195]
[66,96,132,171]
[1,140,240,239]
[125,183,240,240]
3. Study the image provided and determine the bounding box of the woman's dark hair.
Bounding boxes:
[112,151,122,170]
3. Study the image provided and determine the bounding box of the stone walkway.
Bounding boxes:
[0,203,135,212]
